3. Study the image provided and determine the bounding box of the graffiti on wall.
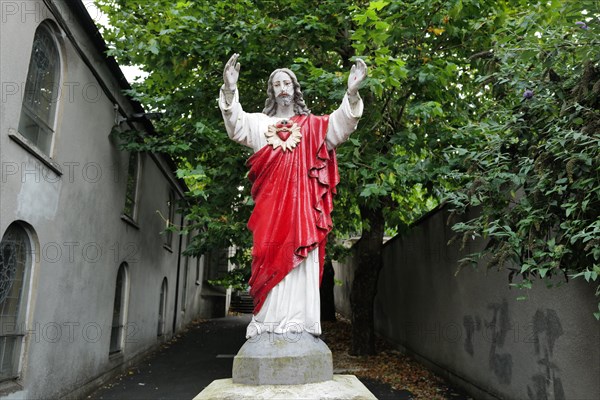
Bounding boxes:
[463,299,566,399]
[527,309,565,400]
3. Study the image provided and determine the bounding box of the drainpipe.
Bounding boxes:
[172,211,185,333]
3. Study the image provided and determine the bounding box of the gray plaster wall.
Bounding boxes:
[333,206,600,400]
[0,2,219,398]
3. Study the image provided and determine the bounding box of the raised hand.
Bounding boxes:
[223,53,241,91]
[347,58,368,96]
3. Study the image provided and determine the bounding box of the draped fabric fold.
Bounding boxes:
[246,114,339,314]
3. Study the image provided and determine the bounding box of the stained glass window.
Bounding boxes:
[109,263,128,354]
[0,225,31,381]
[18,24,60,156]
[123,153,140,219]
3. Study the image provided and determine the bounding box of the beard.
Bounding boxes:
[275,95,293,107]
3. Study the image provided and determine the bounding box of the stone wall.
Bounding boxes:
[333,206,600,400]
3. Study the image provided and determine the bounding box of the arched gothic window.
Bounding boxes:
[0,223,34,381]
[109,263,129,354]
[18,23,61,156]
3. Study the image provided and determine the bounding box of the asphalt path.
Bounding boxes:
[88,316,417,400]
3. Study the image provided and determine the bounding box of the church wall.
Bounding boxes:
[334,205,600,400]
[0,1,219,398]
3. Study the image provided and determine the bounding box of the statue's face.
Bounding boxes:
[272,71,293,107]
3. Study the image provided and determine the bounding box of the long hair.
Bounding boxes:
[262,68,310,116]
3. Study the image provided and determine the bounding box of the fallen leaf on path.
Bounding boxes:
[323,315,459,400]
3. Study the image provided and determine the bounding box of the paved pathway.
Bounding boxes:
[88,316,416,399]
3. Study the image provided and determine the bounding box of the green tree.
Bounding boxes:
[321,0,504,354]
[446,1,600,318]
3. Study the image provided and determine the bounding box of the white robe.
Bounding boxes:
[219,87,363,338]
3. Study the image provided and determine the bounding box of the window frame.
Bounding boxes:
[0,223,35,383]
[122,152,141,225]
[164,189,176,249]
[17,21,63,158]
[109,263,130,355]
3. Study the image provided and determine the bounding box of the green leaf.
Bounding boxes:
[369,1,389,11]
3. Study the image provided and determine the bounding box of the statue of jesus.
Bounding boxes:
[219,53,367,339]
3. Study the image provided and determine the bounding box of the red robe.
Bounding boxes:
[246,114,340,314]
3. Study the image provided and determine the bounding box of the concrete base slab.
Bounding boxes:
[193,375,377,399]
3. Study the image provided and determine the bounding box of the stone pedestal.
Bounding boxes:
[232,332,333,385]
[193,375,377,399]
[193,332,377,399]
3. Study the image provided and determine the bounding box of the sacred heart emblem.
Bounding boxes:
[276,121,293,142]
[266,119,302,151]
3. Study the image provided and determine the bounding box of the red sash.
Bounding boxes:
[246,114,339,313]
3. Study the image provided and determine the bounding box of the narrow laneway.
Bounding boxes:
[88,316,424,399]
